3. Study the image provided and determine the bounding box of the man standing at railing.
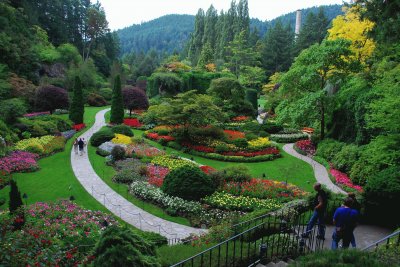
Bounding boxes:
[302,182,327,240]
[331,197,359,249]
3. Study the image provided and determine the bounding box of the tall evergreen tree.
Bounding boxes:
[110,75,124,124]
[197,42,214,68]
[9,180,23,213]
[69,76,84,124]
[237,0,250,39]
[203,5,218,52]
[188,9,205,65]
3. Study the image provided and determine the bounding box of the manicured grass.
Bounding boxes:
[0,107,109,211]
[87,137,192,226]
[133,129,315,192]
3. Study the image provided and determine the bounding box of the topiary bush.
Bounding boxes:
[90,129,115,147]
[162,165,215,201]
[87,93,107,107]
[111,145,126,162]
[363,166,400,227]
[111,125,134,137]
[93,226,160,267]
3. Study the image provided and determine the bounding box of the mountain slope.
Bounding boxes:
[117,5,343,56]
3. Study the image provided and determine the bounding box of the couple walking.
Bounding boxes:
[73,138,86,156]
[302,183,359,249]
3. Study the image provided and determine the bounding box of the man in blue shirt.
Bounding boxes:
[331,197,359,249]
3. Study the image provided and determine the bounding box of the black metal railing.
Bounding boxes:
[362,230,400,251]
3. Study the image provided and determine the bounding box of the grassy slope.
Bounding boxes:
[0,107,108,211]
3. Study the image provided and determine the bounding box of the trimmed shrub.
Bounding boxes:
[261,122,283,134]
[93,226,160,267]
[162,165,215,201]
[246,89,258,110]
[87,93,107,107]
[96,147,111,157]
[221,165,252,183]
[69,76,84,124]
[110,75,124,124]
[91,129,115,147]
[111,145,126,161]
[316,138,345,162]
[35,85,69,113]
[111,125,134,137]
[363,166,400,227]
[112,170,144,184]
[9,180,23,213]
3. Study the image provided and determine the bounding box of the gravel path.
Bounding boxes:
[71,108,206,240]
[282,143,346,194]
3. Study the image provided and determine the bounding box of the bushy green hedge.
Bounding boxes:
[90,128,115,147]
[188,150,281,162]
[269,133,308,143]
[19,115,72,137]
[111,125,134,137]
[162,165,215,201]
[331,144,361,173]
[315,138,345,161]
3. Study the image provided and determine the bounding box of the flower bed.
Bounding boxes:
[223,179,308,201]
[0,151,39,174]
[200,165,216,174]
[123,118,142,128]
[14,135,65,156]
[111,134,132,145]
[270,133,308,143]
[189,150,280,162]
[72,123,86,131]
[147,165,169,187]
[23,111,51,118]
[128,143,165,158]
[203,191,282,212]
[151,155,197,170]
[223,130,245,140]
[0,201,117,266]
[145,132,175,142]
[247,137,272,150]
[231,116,250,122]
[294,140,315,156]
[330,168,363,192]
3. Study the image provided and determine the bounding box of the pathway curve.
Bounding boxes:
[71,108,205,240]
[283,143,346,194]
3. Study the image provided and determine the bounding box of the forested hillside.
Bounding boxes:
[117,4,342,56]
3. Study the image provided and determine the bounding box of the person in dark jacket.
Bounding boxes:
[302,182,327,239]
[78,138,84,156]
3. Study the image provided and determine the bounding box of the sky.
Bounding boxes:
[98,0,345,31]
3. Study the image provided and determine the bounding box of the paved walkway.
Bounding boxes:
[283,144,346,194]
[71,108,205,240]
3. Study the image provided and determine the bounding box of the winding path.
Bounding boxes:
[71,108,205,240]
[282,143,346,194]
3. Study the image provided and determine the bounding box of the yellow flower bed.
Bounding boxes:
[151,155,197,170]
[111,134,132,145]
[209,140,237,150]
[15,135,55,154]
[247,137,271,150]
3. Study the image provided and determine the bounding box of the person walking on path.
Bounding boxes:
[78,138,84,156]
[73,139,79,155]
[331,197,359,249]
[302,182,327,240]
[82,138,87,154]
[348,192,361,247]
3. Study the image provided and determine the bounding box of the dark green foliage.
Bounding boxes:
[99,88,113,101]
[9,180,23,213]
[18,115,72,137]
[112,169,144,184]
[111,145,126,162]
[0,98,27,124]
[363,167,400,226]
[90,129,115,147]
[188,126,225,140]
[180,71,230,94]
[290,248,385,267]
[315,138,345,162]
[111,125,134,137]
[110,75,124,124]
[136,231,168,247]
[331,144,361,173]
[35,85,69,113]
[261,122,283,134]
[0,119,18,142]
[162,165,215,201]
[96,147,110,157]
[94,226,160,267]
[245,89,258,110]
[69,77,84,124]
[221,165,252,183]
[147,72,183,97]
[232,138,248,148]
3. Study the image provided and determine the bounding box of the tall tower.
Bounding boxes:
[295,9,302,37]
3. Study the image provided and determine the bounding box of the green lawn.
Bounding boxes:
[0,107,109,211]
[87,133,191,226]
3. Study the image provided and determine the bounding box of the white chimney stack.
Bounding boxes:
[295,9,302,37]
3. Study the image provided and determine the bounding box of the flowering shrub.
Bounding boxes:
[123,118,142,128]
[182,143,215,153]
[15,135,54,151]
[294,140,316,155]
[223,179,308,201]
[147,165,169,187]
[23,111,51,118]
[203,191,282,212]
[14,135,65,156]
[330,168,363,192]
[145,132,175,142]
[200,165,216,174]
[128,143,165,158]
[111,134,132,145]
[42,136,66,155]
[223,130,246,140]
[151,155,197,170]
[247,137,272,150]
[0,201,117,266]
[0,170,11,189]
[231,116,250,122]
[72,123,86,131]
[153,125,175,133]
[0,151,39,173]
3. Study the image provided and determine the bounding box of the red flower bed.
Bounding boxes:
[294,140,315,155]
[147,165,169,187]
[231,116,250,122]
[72,123,86,131]
[123,118,142,128]
[200,165,216,174]
[330,168,363,192]
[146,132,175,142]
[222,147,279,157]
[224,130,246,140]
[182,142,215,153]
[23,111,50,118]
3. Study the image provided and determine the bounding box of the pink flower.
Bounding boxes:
[330,169,363,192]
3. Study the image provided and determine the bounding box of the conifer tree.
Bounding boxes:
[203,5,218,52]
[69,76,84,124]
[110,75,124,124]
[9,180,23,213]
[197,42,214,68]
[188,9,205,65]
